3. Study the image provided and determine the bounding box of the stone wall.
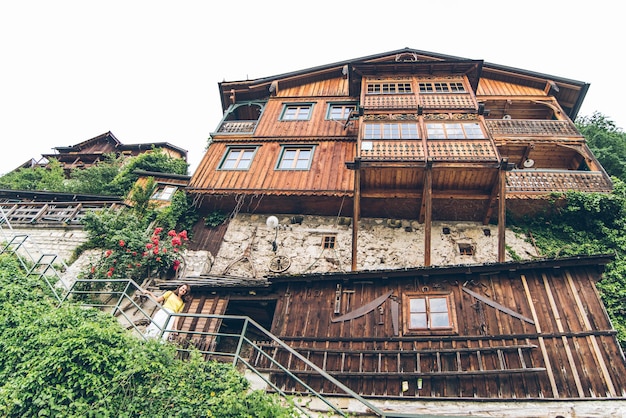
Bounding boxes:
[209,214,539,277]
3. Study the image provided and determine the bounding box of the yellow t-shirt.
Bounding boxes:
[162,290,184,313]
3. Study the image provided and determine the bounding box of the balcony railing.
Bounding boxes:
[359,140,498,162]
[486,120,581,137]
[506,170,612,193]
[216,120,258,134]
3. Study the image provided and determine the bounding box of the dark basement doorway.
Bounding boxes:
[215,298,277,354]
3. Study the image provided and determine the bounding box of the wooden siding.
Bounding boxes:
[189,141,355,195]
[477,78,546,97]
[245,263,626,399]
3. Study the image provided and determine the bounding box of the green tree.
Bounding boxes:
[0,159,66,191]
[65,153,124,195]
[577,112,626,181]
[108,149,189,197]
[0,252,297,417]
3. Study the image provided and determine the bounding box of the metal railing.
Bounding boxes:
[60,277,388,417]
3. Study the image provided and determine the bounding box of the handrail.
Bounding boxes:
[60,277,388,417]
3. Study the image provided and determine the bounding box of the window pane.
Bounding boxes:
[295,149,311,168]
[364,124,380,139]
[383,124,399,139]
[410,313,428,328]
[426,123,445,139]
[410,298,426,313]
[401,123,419,139]
[446,124,464,139]
[430,312,450,327]
[463,123,483,139]
[430,297,448,312]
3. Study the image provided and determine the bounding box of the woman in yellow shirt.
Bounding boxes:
[143,284,191,340]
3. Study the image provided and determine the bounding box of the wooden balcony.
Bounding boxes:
[216,120,258,134]
[359,140,498,162]
[506,170,612,193]
[419,93,476,110]
[485,119,581,138]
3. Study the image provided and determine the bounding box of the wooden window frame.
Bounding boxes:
[364,122,420,139]
[426,122,485,139]
[322,235,336,249]
[219,146,258,170]
[402,292,457,335]
[326,102,357,120]
[366,82,413,95]
[419,81,466,93]
[280,103,314,121]
[276,145,315,170]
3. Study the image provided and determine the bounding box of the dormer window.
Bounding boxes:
[151,185,178,201]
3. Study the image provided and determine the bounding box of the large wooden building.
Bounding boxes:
[178,49,625,415]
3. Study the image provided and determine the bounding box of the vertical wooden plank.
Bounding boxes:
[498,166,506,262]
[565,270,617,396]
[521,274,559,397]
[423,165,432,266]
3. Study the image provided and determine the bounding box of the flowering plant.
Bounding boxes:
[85,227,189,282]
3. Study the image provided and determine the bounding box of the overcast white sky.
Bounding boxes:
[0,1,622,176]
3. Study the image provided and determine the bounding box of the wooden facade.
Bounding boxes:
[40,131,188,177]
[173,255,626,400]
[177,49,626,409]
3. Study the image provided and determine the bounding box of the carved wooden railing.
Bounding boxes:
[216,120,258,134]
[506,170,613,193]
[419,93,476,110]
[359,140,498,162]
[485,119,581,137]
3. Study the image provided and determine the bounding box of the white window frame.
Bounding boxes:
[151,185,178,201]
[276,145,315,170]
[366,82,412,94]
[426,122,484,139]
[281,104,313,121]
[219,146,258,170]
[364,122,420,139]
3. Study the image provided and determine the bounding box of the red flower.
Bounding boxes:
[168,229,177,237]
[142,251,148,257]
[171,237,182,246]
[132,251,137,256]
[104,249,112,257]
[154,227,163,235]
[173,259,181,271]
[156,257,161,262]
[146,243,153,250]
[119,240,125,247]
[106,271,113,277]
[153,247,159,255]
[91,266,96,274]
[179,230,188,240]
[162,247,167,253]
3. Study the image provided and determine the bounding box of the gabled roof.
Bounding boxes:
[53,131,120,153]
[218,47,590,120]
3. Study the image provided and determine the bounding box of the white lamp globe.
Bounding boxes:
[266,216,279,229]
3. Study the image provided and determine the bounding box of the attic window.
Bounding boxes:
[152,185,177,201]
[458,243,474,256]
[322,235,336,249]
[419,81,466,93]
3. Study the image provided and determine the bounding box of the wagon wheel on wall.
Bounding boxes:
[269,255,291,273]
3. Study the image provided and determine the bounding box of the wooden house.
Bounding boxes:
[177,49,626,414]
[40,131,188,177]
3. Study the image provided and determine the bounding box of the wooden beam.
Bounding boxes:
[498,167,506,262]
[331,290,392,323]
[423,165,432,266]
[351,166,360,272]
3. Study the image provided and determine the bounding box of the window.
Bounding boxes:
[220,147,257,170]
[366,82,412,94]
[426,122,484,139]
[419,81,466,93]
[277,146,314,170]
[327,103,357,120]
[364,123,420,139]
[281,104,313,120]
[403,293,455,333]
[151,185,177,201]
[322,235,336,249]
